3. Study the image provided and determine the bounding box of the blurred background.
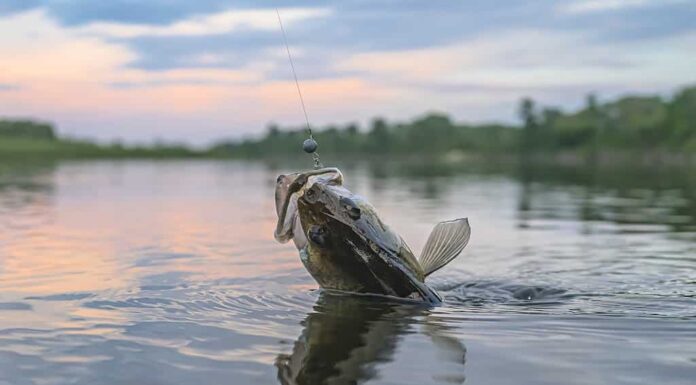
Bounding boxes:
[1,2,695,385]
[1,0,695,153]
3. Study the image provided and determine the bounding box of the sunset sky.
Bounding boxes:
[1,0,695,144]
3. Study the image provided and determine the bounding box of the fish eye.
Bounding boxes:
[304,185,323,203]
[340,197,361,220]
[304,188,318,202]
[276,175,284,184]
[346,206,361,220]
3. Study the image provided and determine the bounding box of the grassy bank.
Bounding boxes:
[0,137,210,159]
[0,119,209,159]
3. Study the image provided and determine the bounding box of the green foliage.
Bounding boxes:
[522,85,696,152]
[213,84,693,158]
[0,127,204,159]
[213,112,520,158]
[667,87,696,142]
[0,120,56,140]
[2,84,695,160]
[0,138,205,159]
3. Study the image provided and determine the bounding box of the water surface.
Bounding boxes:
[0,160,694,384]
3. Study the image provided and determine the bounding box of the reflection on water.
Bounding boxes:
[276,293,466,385]
[0,159,694,385]
[359,159,696,237]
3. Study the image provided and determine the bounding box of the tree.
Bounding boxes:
[345,123,359,136]
[518,98,538,129]
[518,97,540,151]
[667,86,696,143]
[368,118,390,152]
[0,120,56,140]
[267,123,280,137]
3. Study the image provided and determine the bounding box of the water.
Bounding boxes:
[0,160,694,385]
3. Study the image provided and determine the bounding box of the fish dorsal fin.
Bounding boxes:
[419,218,470,277]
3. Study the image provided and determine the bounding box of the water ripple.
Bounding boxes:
[1,161,695,385]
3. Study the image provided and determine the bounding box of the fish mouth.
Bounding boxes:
[274,168,343,244]
[296,186,349,232]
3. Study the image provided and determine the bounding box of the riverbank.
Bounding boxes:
[0,137,209,159]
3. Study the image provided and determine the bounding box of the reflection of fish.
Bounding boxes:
[275,168,470,304]
[275,293,466,385]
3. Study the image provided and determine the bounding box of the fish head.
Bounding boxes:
[296,181,393,250]
[296,178,435,302]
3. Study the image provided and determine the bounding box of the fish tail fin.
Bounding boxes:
[419,218,471,278]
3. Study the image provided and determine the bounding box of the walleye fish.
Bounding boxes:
[274,167,470,304]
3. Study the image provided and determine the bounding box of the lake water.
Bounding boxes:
[0,160,694,385]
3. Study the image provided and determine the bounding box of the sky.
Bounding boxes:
[1,0,695,144]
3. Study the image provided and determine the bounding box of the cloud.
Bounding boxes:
[109,79,221,89]
[0,0,41,15]
[1,1,695,143]
[46,1,236,26]
[0,83,20,91]
[89,2,544,78]
[29,2,551,74]
[339,30,631,85]
[77,7,331,38]
[77,7,334,74]
[0,10,133,83]
[11,1,696,76]
[337,28,696,112]
[555,2,696,45]
[559,0,686,14]
[60,0,696,78]
[108,77,254,89]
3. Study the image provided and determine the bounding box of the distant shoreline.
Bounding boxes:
[2,137,695,169]
[2,83,694,162]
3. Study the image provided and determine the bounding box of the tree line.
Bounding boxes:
[0,119,201,159]
[2,84,695,159]
[0,119,56,140]
[212,84,696,157]
[519,85,696,152]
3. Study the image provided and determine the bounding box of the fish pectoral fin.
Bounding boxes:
[419,218,471,278]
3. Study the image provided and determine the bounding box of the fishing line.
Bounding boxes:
[275,8,322,169]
